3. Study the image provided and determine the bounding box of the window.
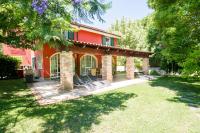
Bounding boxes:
[105,37,110,45]
[80,55,97,75]
[37,55,43,69]
[102,36,114,46]
[32,57,36,70]
[110,37,114,46]
[50,53,60,79]
[64,31,74,40]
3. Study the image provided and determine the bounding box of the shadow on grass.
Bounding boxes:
[25,92,136,133]
[150,76,200,108]
[0,80,37,132]
[0,79,136,133]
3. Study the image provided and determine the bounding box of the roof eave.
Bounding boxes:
[69,40,153,58]
[71,22,121,38]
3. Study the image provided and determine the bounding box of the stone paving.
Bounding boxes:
[30,76,151,105]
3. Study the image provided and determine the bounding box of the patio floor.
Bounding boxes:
[30,75,153,105]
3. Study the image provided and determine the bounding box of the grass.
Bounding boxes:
[0,77,200,133]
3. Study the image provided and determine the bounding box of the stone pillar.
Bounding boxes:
[60,51,73,90]
[126,56,135,79]
[102,55,113,82]
[142,58,149,75]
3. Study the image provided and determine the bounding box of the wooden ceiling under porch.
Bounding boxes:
[68,40,153,58]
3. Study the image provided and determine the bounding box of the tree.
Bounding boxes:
[109,17,149,51]
[147,0,200,76]
[109,17,151,70]
[0,0,111,49]
[182,50,200,77]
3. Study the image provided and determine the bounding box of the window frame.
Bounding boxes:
[80,54,98,76]
[64,31,74,40]
[102,36,115,46]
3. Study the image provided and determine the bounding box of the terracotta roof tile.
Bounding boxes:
[70,40,153,57]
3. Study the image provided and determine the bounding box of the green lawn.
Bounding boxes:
[0,77,200,133]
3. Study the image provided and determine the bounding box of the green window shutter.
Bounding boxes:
[68,31,74,40]
[110,37,114,46]
[102,36,106,45]
[64,31,68,39]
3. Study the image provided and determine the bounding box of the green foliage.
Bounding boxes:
[134,58,142,70]
[182,49,200,77]
[0,0,111,49]
[149,70,160,76]
[149,55,161,67]
[117,56,126,66]
[0,44,2,54]
[148,0,200,76]
[109,17,152,67]
[0,77,200,132]
[109,17,150,51]
[0,54,20,79]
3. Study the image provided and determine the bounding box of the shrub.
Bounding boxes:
[182,49,200,77]
[149,70,160,76]
[0,54,20,79]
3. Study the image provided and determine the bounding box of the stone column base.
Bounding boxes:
[60,51,73,90]
[102,55,113,82]
[142,58,149,75]
[126,57,134,79]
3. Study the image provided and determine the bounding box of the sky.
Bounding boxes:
[83,0,153,30]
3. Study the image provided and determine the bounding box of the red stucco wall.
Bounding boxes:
[2,28,119,79]
[43,44,57,78]
[77,30,102,44]
[2,44,32,66]
[114,38,118,47]
[42,44,103,78]
[77,30,118,46]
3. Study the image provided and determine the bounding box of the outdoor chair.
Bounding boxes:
[80,75,97,86]
[91,68,97,76]
[87,75,110,87]
[81,75,110,89]
[88,75,98,81]
[73,74,96,89]
[73,75,90,89]
[144,75,154,80]
[80,75,106,89]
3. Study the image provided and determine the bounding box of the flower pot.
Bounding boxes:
[25,74,34,83]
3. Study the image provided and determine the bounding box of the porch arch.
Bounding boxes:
[50,52,61,79]
[80,54,98,75]
[50,52,76,79]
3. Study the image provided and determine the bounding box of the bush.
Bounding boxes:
[0,54,20,79]
[182,49,200,77]
[149,70,160,76]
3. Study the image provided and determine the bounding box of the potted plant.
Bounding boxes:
[25,69,34,83]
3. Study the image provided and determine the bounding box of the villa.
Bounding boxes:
[2,22,152,90]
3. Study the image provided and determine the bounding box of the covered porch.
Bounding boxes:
[49,40,152,90]
[30,75,149,105]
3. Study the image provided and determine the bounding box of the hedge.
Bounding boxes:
[0,54,20,79]
[149,70,160,76]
